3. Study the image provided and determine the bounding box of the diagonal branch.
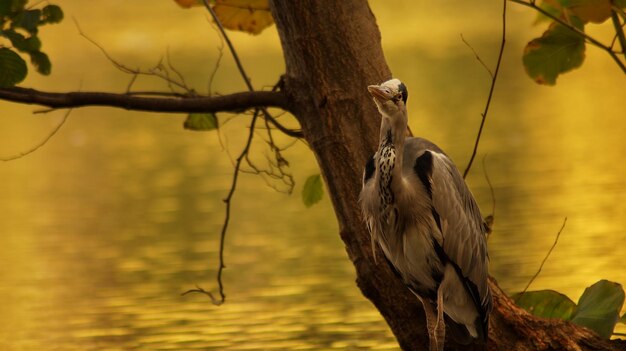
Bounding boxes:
[521,217,568,294]
[1,109,72,161]
[610,3,626,56]
[463,0,507,179]
[181,1,300,306]
[182,108,262,305]
[0,87,290,114]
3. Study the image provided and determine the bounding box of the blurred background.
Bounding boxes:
[0,1,624,350]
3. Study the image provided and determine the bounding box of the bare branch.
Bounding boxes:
[203,0,253,92]
[181,3,302,305]
[610,4,626,57]
[74,18,192,93]
[1,109,71,162]
[463,0,507,178]
[166,48,189,90]
[207,20,225,96]
[521,217,568,294]
[242,117,296,194]
[182,109,262,305]
[202,1,302,139]
[460,34,494,78]
[0,87,289,114]
[482,155,496,236]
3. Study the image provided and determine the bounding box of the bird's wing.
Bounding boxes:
[408,139,492,334]
[360,153,381,261]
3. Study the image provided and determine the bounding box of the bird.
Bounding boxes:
[359,78,492,351]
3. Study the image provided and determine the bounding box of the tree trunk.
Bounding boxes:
[269,1,626,350]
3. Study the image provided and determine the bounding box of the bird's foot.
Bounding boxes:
[434,288,445,351]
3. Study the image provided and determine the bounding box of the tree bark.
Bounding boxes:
[269,1,626,350]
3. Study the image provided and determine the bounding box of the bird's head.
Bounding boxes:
[367,78,408,117]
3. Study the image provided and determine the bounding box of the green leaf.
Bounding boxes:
[0,1,11,17]
[512,290,577,320]
[183,113,218,131]
[302,174,323,208]
[10,0,28,12]
[2,31,41,52]
[41,5,63,24]
[0,0,26,16]
[522,18,586,85]
[535,1,564,24]
[570,280,625,339]
[1,30,27,48]
[0,47,27,87]
[12,9,41,34]
[22,35,41,52]
[29,50,50,75]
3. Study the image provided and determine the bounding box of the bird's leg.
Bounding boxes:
[435,287,446,351]
[417,295,439,351]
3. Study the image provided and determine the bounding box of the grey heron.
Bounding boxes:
[359,78,492,351]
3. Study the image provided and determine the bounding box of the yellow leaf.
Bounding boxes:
[213,0,274,35]
[568,0,612,24]
[174,0,203,8]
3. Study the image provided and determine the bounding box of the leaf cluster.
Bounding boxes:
[522,0,626,85]
[0,0,63,87]
[513,279,626,339]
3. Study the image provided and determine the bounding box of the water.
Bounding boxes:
[1,1,625,349]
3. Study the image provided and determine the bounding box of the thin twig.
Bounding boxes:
[521,217,568,294]
[1,109,71,161]
[183,2,301,305]
[202,0,302,139]
[182,109,261,305]
[125,74,138,93]
[263,110,302,138]
[482,155,496,219]
[207,17,226,96]
[166,48,189,90]
[73,18,192,93]
[614,5,626,21]
[463,0,507,179]
[203,0,253,91]
[242,129,295,194]
[460,34,494,78]
[508,0,626,73]
[26,0,47,9]
[610,3,626,57]
[482,155,496,236]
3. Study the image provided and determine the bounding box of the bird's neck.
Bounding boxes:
[377,112,407,204]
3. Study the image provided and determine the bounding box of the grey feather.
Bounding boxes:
[360,79,491,348]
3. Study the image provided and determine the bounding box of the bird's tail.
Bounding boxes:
[444,314,473,345]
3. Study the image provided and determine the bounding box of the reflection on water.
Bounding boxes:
[1,0,625,349]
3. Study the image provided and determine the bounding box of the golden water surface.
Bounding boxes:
[1,1,625,350]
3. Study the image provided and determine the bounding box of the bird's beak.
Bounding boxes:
[367,85,392,102]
